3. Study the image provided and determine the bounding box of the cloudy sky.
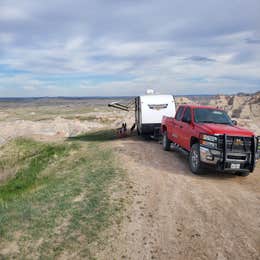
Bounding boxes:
[0,0,260,97]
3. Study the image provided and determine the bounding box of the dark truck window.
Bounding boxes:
[194,108,232,125]
[182,107,191,122]
[175,106,184,121]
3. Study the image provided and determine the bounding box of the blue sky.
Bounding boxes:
[0,0,260,97]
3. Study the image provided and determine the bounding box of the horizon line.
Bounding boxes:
[0,91,259,99]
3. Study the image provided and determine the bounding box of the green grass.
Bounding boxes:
[0,136,126,259]
[68,129,117,142]
[0,139,71,201]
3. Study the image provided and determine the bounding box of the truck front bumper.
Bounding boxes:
[199,146,257,172]
[200,146,221,164]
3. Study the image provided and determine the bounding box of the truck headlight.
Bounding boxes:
[200,134,218,149]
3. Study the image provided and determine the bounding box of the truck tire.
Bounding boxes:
[162,131,171,151]
[189,143,203,174]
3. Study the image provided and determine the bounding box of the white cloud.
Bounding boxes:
[0,33,14,44]
[65,37,85,51]
[0,6,28,21]
[22,85,37,91]
[101,41,171,57]
[0,0,259,96]
[79,81,96,89]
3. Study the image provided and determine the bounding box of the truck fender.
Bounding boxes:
[190,137,199,150]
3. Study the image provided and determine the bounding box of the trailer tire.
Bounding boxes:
[137,126,141,136]
[189,143,203,174]
[162,131,171,151]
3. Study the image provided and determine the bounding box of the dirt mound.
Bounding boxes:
[209,95,230,109]
[0,117,104,144]
[176,97,195,106]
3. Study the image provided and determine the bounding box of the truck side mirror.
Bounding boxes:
[232,120,237,125]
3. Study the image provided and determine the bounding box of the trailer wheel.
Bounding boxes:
[162,131,171,151]
[137,126,141,136]
[189,143,203,174]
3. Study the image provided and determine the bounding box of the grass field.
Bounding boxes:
[0,132,127,259]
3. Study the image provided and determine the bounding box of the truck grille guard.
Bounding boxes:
[199,134,259,172]
[221,134,257,171]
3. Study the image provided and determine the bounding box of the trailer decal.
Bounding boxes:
[148,104,168,110]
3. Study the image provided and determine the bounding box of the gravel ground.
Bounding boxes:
[101,137,260,260]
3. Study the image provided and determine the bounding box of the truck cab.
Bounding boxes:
[161,105,260,176]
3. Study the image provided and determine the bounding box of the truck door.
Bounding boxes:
[179,107,193,150]
[171,106,185,145]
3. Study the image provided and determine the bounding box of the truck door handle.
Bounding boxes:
[180,125,183,128]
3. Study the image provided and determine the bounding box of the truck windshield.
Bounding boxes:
[194,108,232,125]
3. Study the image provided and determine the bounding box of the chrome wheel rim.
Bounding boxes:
[191,150,199,169]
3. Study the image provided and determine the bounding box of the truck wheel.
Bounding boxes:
[189,143,203,174]
[236,171,250,177]
[162,131,171,151]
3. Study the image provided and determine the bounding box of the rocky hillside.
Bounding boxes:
[175,97,196,105]
[176,92,259,134]
[206,92,260,134]
[208,92,260,119]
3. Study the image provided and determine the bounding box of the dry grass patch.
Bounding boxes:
[0,134,127,259]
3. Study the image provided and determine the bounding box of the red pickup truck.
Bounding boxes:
[161,105,259,176]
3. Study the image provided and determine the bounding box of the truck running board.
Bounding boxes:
[172,143,189,156]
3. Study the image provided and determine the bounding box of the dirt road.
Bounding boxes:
[110,137,260,260]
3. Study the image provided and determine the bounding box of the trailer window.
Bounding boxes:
[175,107,184,121]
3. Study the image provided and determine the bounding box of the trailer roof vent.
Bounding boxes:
[146,89,155,95]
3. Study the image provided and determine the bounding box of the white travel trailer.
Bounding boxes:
[135,94,176,136]
[108,90,176,137]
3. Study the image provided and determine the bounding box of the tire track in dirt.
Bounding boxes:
[109,136,260,260]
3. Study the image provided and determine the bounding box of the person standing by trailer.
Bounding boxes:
[135,92,176,137]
